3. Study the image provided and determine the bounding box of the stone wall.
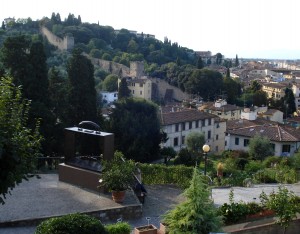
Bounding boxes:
[0,203,142,227]
[89,57,130,77]
[40,26,74,51]
[150,78,189,102]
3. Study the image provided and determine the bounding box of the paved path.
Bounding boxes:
[1,174,300,234]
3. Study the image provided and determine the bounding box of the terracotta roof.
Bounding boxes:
[227,124,300,142]
[261,82,287,89]
[161,109,216,125]
[202,102,243,112]
[261,109,280,115]
[127,79,148,84]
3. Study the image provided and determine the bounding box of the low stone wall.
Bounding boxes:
[0,204,142,227]
[223,216,300,234]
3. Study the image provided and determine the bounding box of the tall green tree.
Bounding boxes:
[196,56,204,69]
[283,88,296,117]
[163,167,222,233]
[109,98,161,162]
[248,134,274,161]
[1,21,5,30]
[48,67,69,154]
[235,54,239,67]
[186,132,205,156]
[185,69,223,101]
[67,49,97,126]
[118,78,131,99]
[0,35,31,86]
[216,52,223,65]
[28,41,54,154]
[223,76,242,104]
[102,74,118,92]
[1,36,54,154]
[226,67,230,78]
[0,77,42,204]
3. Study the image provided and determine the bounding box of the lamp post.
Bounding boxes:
[202,144,210,176]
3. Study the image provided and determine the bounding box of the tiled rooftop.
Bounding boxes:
[226,119,300,142]
[160,109,217,125]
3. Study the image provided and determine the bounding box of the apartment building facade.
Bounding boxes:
[160,107,226,154]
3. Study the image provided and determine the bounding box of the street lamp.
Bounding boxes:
[202,144,210,176]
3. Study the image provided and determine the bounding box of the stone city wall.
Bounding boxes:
[40,26,74,51]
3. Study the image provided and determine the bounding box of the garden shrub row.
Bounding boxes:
[35,213,131,234]
[140,164,193,188]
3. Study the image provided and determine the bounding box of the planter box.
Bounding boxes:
[159,223,169,234]
[246,209,275,221]
[134,224,158,234]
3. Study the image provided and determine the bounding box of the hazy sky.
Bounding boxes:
[2,0,300,59]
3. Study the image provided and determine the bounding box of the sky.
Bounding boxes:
[2,0,300,60]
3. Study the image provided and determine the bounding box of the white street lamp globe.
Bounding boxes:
[202,144,210,153]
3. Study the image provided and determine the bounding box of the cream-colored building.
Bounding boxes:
[199,99,242,120]
[261,82,287,100]
[160,106,226,154]
[126,77,152,100]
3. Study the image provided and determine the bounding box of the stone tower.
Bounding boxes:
[130,61,144,78]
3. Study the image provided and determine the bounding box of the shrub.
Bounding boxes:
[290,153,300,169]
[218,189,248,225]
[140,163,193,189]
[260,187,300,229]
[173,148,195,166]
[263,156,282,168]
[253,168,277,183]
[105,222,131,234]
[244,160,263,174]
[35,213,107,234]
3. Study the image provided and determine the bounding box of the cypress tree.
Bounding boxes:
[118,78,131,99]
[163,168,222,233]
[67,49,97,126]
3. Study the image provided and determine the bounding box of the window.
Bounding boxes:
[215,146,219,152]
[140,91,142,95]
[216,123,220,128]
[270,143,275,150]
[208,130,211,139]
[202,119,205,127]
[196,121,199,128]
[175,124,179,132]
[235,137,239,145]
[282,144,291,153]
[132,90,135,94]
[114,93,117,97]
[182,136,185,145]
[225,141,227,146]
[244,139,249,147]
[189,121,192,129]
[208,118,211,125]
[216,134,219,140]
[182,122,186,131]
[174,137,178,146]
[139,83,143,87]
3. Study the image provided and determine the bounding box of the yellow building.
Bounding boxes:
[261,82,287,100]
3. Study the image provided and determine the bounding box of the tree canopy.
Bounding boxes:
[102,74,118,92]
[184,69,223,101]
[163,167,222,233]
[0,77,42,204]
[108,98,161,162]
[67,49,98,126]
[248,134,274,161]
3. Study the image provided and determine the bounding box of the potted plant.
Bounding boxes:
[99,151,135,203]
